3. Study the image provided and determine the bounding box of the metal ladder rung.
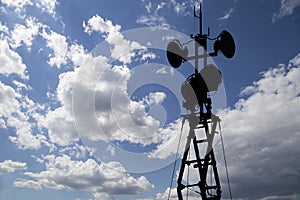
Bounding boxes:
[206,185,218,189]
[185,183,199,188]
[185,159,198,165]
[196,139,208,143]
[194,160,215,168]
[185,159,205,166]
[185,184,219,190]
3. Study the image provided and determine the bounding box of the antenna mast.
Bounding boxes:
[166,3,235,199]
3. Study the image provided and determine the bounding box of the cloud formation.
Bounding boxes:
[0,79,46,149]
[14,155,154,199]
[0,0,33,13]
[9,17,42,49]
[273,0,300,21]
[214,52,300,199]
[0,0,58,19]
[0,160,27,174]
[41,28,69,68]
[83,14,145,64]
[0,39,28,79]
[136,15,171,29]
[219,8,234,20]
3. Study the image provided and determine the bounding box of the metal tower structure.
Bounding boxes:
[166,4,235,200]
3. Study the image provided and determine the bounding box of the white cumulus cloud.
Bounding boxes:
[156,187,199,200]
[14,155,154,197]
[9,17,42,49]
[36,0,58,16]
[83,14,145,64]
[0,81,46,149]
[40,24,166,146]
[41,28,69,68]
[0,0,33,13]
[0,39,28,79]
[0,160,27,174]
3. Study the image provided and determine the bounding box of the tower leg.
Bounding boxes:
[177,119,196,200]
[177,113,222,200]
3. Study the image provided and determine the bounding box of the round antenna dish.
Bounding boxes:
[219,30,235,58]
[166,41,187,68]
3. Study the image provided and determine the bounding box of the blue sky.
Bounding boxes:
[0,0,300,200]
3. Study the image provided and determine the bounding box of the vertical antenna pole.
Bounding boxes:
[200,4,202,36]
[193,6,198,74]
[195,40,199,74]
